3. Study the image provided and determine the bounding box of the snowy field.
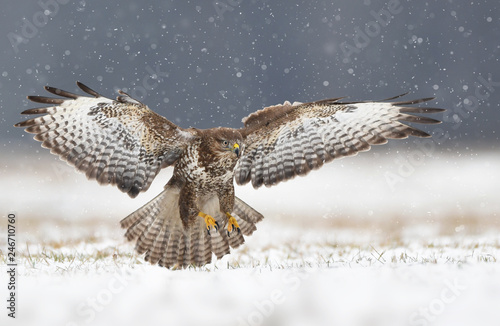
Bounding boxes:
[1,146,500,326]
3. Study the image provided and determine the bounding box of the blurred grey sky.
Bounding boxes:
[1,0,499,153]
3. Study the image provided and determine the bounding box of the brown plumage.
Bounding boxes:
[15,82,444,268]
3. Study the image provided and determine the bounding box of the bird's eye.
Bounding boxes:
[221,140,229,147]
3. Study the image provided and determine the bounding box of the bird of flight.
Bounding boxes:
[15,82,443,268]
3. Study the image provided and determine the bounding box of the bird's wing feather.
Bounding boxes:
[236,95,444,188]
[15,81,195,197]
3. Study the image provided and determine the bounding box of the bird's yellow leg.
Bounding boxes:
[198,212,218,235]
[225,212,241,235]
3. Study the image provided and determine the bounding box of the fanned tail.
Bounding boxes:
[120,186,263,268]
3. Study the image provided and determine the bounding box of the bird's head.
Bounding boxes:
[220,139,241,157]
[206,128,243,161]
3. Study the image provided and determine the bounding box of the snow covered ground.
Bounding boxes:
[1,147,500,326]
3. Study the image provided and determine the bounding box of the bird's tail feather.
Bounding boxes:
[120,185,263,268]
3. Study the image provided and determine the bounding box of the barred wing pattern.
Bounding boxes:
[15,82,194,198]
[236,95,444,188]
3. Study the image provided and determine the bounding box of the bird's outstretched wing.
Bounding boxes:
[15,82,194,198]
[236,94,445,188]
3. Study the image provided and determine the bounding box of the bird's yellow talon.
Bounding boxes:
[225,212,241,236]
[199,212,218,234]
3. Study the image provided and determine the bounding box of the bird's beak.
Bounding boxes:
[232,143,240,157]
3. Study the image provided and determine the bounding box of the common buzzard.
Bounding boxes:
[15,82,443,268]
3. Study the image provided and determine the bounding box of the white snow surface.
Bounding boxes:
[1,148,500,326]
